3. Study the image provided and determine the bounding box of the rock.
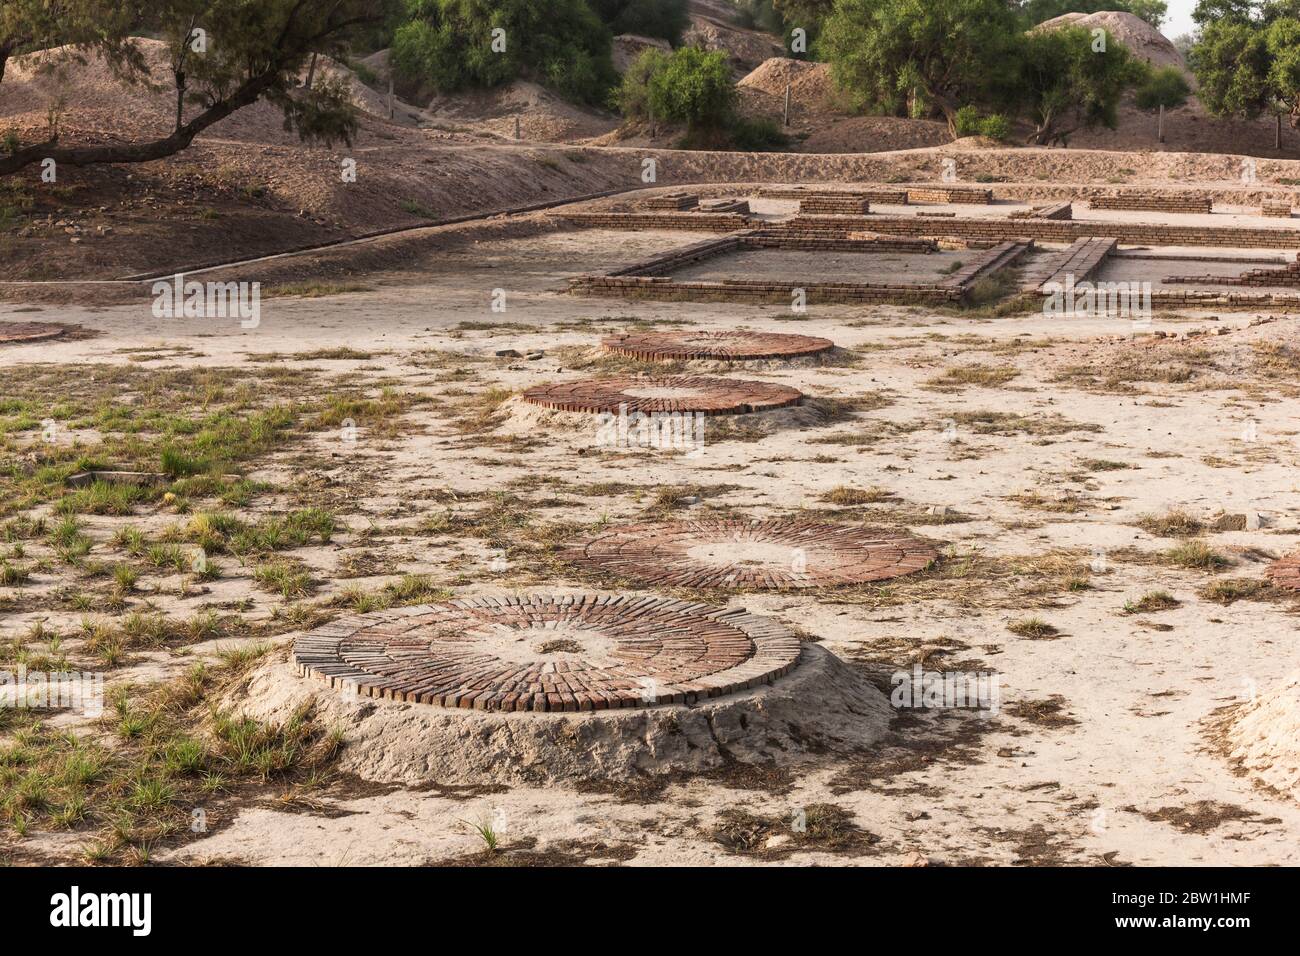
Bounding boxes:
[900,850,930,867]
[764,834,792,850]
[525,351,544,360]
[494,349,522,358]
[926,505,949,517]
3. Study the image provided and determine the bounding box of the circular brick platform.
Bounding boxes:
[602,330,835,362]
[566,519,937,589]
[1266,554,1300,591]
[521,376,803,415]
[0,321,68,345]
[293,594,803,711]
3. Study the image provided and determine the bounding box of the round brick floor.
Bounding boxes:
[565,518,937,589]
[1267,554,1300,591]
[520,375,803,415]
[602,330,835,362]
[293,594,803,711]
[0,322,69,345]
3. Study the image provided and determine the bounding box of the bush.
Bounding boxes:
[978,113,1012,141]
[615,48,670,118]
[390,0,617,106]
[647,47,735,129]
[954,105,982,136]
[1135,66,1191,111]
[728,116,791,150]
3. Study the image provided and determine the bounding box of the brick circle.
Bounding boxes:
[521,376,803,415]
[0,322,68,345]
[565,519,937,589]
[602,330,835,362]
[1267,554,1300,591]
[293,594,802,711]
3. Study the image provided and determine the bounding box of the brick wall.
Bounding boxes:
[908,187,993,204]
[1090,195,1212,213]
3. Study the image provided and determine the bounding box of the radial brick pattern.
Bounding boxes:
[521,375,803,415]
[602,330,834,362]
[566,519,937,589]
[293,594,803,711]
[0,322,68,345]
[1267,554,1300,591]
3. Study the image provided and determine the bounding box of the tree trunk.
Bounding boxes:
[0,71,278,177]
[305,53,318,91]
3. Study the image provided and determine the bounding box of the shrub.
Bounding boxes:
[1135,66,1191,111]
[591,0,688,44]
[954,105,982,136]
[647,47,735,130]
[978,113,1012,141]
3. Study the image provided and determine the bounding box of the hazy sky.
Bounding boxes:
[1163,0,1197,40]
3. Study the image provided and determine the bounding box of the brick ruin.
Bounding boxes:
[1090,194,1213,214]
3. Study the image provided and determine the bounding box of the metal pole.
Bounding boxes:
[1158,104,1164,143]
[783,82,791,127]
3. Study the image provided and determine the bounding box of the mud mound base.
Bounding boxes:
[294,594,802,711]
[1213,671,1300,803]
[521,375,804,415]
[0,321,73,344]
[566,519,938,589]
[233,639,889,785]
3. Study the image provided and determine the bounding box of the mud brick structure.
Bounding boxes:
[292,595,804,711]
[568,225,1032,305]
[638,191,699,211]
[1090,194,1213,214]
[1011,201,1072,220]
[787,214,1300,249]
[1030,237,1118,291]
[797,195,871,215]
[908,186,994,204]
[756,186,909,204]
[1260,199,1293,218]
[560,212,753,232]
[1267,554,1300,591]
[602,330,835,361]
[698,198,751,214]
[1163,259,1300,287]
[521,375,804,415]
[0,321,71,344]
[566,518,937,590]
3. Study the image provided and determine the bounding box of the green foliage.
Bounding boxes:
[1135,66,1192,110]
[590,0,687,44]
[646,46,735,129]
[390,0,617,106]
[822,0,1022,132]
[615,48,669,118]
[1020,26,1146,145]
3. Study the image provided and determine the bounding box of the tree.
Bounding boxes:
[1019,26,1146,145]
[590,0,687,45]
[1,0,379,178]
[1190,16,1276,122]
[390,0,617,106]
[646,47,734,131]
[0,0,141,88]
[822,0,1022,135]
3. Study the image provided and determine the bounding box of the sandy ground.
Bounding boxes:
[3,213,1299,866]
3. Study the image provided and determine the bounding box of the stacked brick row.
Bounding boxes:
[1162,259,1300,287]
[1033,237,1118,291]
[743,230,936,253]
[561,212,753,232]
[1090,194,1212,213]
[699,198,751,213]
[937,241,1033,288]
[638,192,699,210]
[567,275,966,304]
[757,186,909,204]
[1011,201,1072,220]
[606,234,745,278]
[797,196,871,215]
[1261,199,1293,218]
[908,187,994,204]
[787,214,1300,249]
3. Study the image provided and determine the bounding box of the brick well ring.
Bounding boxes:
[521,375,803,415]
[0,322,70,345]
[566,518,937,589]
[293,594,803,711]
[602,330,835,362]
[1266,554,1300,591]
